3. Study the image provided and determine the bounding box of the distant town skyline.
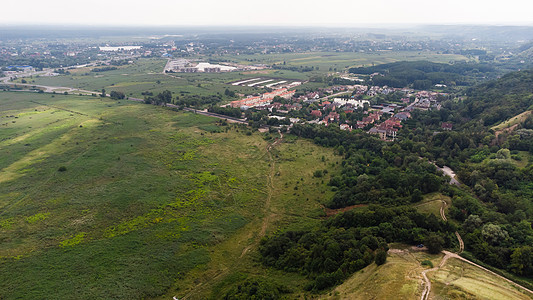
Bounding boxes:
[2,0,533,27]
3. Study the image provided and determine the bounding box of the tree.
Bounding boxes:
[100,89,106,97]
[425,233,444,254]
[110,91,125,100]
[411,189,423,203]
[375,249,387,265]
[481,223,509,245]
[511,246,533,276]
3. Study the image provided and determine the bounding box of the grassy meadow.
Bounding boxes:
[413,193,451,217]
[431,257,532,299]
[0,91,340,299]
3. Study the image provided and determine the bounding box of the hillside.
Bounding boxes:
[326,246,531,300]
[463,69,533,126]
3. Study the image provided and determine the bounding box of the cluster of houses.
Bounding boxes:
[230,80,451,141]
[404,90,445,111]
[230,88,295,108]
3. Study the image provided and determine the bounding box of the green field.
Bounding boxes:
[413,193,451,217]
[219,51,470,72]
[0,91,341,299]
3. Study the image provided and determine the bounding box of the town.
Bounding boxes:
[218,80,451,141]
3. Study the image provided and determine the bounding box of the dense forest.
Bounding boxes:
[260,205,455,291]
[348,61,497,89]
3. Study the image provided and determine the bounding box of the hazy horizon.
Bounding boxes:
[2,0,533,27]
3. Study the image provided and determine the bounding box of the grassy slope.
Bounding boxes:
[159,135,342,299]
[325,246,440,300]
[413,193,451,217]
[490,110,532,132]
[325,245,531,300]
[0,91,340,299]
[431,258,531,299]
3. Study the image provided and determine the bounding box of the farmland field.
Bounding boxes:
[0,91,340,299]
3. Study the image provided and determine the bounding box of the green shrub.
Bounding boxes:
[421,260,434,268]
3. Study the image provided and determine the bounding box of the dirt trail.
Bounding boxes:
[324,204,367,217]
[420,199,530,300]
[442,250,533,295]
[181,132,283,299]
[240,131,283,258]
[420,200,459,300]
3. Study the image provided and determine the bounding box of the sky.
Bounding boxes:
[2,0,533,27]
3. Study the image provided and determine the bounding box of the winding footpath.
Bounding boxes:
[239,131,283,258]
[420,199,531,300]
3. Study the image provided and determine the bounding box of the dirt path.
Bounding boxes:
[442,250,533,295]
[180,132,283,299]
[421,200,460,300]
[240,131,283,258]
[439,200,447,221]
[420,199,530,300]
[323,204,367,217]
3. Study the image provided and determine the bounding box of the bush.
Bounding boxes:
[425,233,444,254]
[223,278,290,300]
[421,260,434,268]
[375,249,387,265]
[313,170,324,178]
[58,166,67,172]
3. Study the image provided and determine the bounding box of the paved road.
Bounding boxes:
[437,165,460,185]
[1,71,97,95]
[317,89,354,101]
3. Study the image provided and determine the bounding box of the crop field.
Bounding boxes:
[0,91,340,299]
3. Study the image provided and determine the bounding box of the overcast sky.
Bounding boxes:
[2,0,533,26]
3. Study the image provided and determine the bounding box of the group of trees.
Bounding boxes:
[207,106,242,118]
[109,91,125,100]
[349,61,497,88]
[144,90,172,105]
[290,124,449,208]
[260,205,455,291]
[91,66,118,72]
[272,64,316,72]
